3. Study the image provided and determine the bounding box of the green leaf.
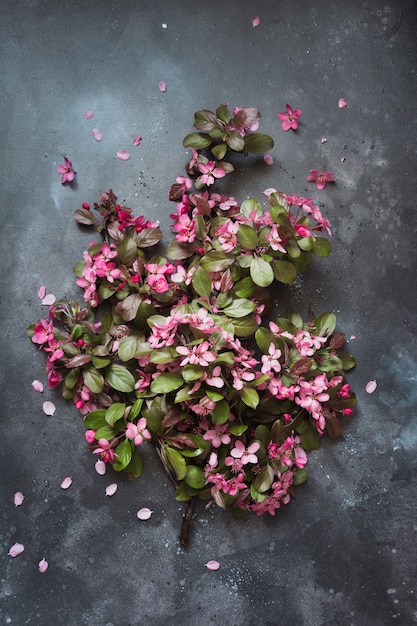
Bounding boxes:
[229,424,248,436]
[166,240,195,260]
[92,356,112,369]
[250,256,274,287]
[243,132,274,154]
[125,450,143,479]
[149,347,176,364]
[240,198,262,219]
[212,399,230,425]
[184,466,206,490]
[312,237,332,257]
[106,365,136,393]
[223,298,255,318]
[239,386,259,409]
[95,425,116,440]
[174,483,193,501]
[337,351,356,371]
[191,266,212,299]
[150,372,184,394]
[253,464,274,493]
[272,260,297,284]
[118,333,141,362]
[231,276,254,298]
[299,425,321,451]
[200,251,235,272]
[84,409,107,430]
[112,439,133,472]
[163,445,187,480]
[206,390,224,402]
[193,109,219,131]
[297,236,314,251]
[183,132,212,149]
[116,237,138,266]
[64,368,80,390]
[225,130,245,152]
[143,398,165,435]
[215,104,231,124]
[180,434,209,457]
[105,402,126,426]
[129,399,144,420]
[254,425,270,447]
[182,364,204,382]
[115,294,142,322]
[250,483,268,503]
[231,316,258,337]
[315,312,337,337]
[237,224,258,250]
[211,143,227,160]
[293,468,308,485]
[134,302,157,329]
[255,328,277,353]
[82,366,104,394]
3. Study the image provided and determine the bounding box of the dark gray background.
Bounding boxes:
[1,1,416,624]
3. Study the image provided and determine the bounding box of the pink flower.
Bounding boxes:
[93,438,115,463]
[230,440,260,465]
[125,418,151,445]
[203,424,231,448]
[56,157,75,184]
[176,341,216,367]
[277,104,302,131]
[198,161,226,186]
[261,343,282,375]
[306,169,335,190]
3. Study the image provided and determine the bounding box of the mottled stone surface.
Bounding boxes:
[1,1,416,624]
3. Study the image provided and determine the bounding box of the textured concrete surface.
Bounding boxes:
[1,1,417,624]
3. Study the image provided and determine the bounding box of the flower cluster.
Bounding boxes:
[29,104,356,527]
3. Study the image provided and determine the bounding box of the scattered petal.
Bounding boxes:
[205,560,220,571]
[350,334,357,340]
[338,98,348,109]
[84,109,94,120]
[32,380,44,393]
[41,293,56,306]
[158,81,167,92]
[95,460,106,475]
[321,137,327,143]
[263,187,277,197]
[61,476,72,490]
[263,154,274,165]
[137,507,153,520]
[92,128,103,141]
[14,492,25,507]
[133,135,142,146]
[38,559,49,573]
[366,380,377,394]
[341,157,346,162]
[37,285,46,300]
[105,483,118,496]
[252,16,260,27]
[42,401,56,416]
[116,149,131,161]
[161,23,167,28]
[8,543,24,558]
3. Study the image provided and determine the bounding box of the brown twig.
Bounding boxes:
[180,496,197,549]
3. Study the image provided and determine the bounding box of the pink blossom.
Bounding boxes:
[277,104,302,131]
[38,559,49,573]
[92,128,103,141]
[224,473,247,496]
[85,429,96,444]
[137,507,153,520]
[203,424,231,448]
[338,98,348,109]
[306,169,335,190]
[205,365,224,388]
[230,440,260,465]
[8,543,24,557]
[176,341,216,367]
[198,161,226,186]
[261,343,282,375]
[125,418,151,445]
[56,157,76,183]
[231,368,255,391]
[14,492,25,507]
[93,438,115,463]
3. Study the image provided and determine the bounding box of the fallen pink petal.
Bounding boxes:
[252,16,260,27]
[341,157,346,162]
[338,98,348,108]
[350,334,357,340]
[32,380,44,393]
[61,476,72,489]
[264,154,274,165]
[137,507,153,520]
[41,293,56,306]
[133,135,142,146]
[321,137,327,143]
[14,492,25,507]
[8,543,24,557]
[38,559,49,573]
[42,401,56,416]
[205,560,220,571]
[105,483,118,496]
[95,459,106,475]
[37,285,46,300]
[158,81,167,92]
[84,109,94,120]
[263,187,277,197]
[366,380,377,394]
[116,149,130,161]
[92,128,103,142]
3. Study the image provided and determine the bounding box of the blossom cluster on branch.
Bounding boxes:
[29,104,356,522]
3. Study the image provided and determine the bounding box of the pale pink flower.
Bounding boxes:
[231,368,255,391]
[277,104,302,131]
[137,507,153,520]
[8,543,24,557]
[38,559,49,573]
[203,424,231,448]
[125,418,151,446]
[56,157,75,184]
[205,365,224,388]
[261,343,282,375]
[14,492,25,507]
[266,224,287,254]
[176,341,216,367]
[306,169,335,190]
[230,440,260,465]
[338,98,348,108]
[198,161,226,186]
